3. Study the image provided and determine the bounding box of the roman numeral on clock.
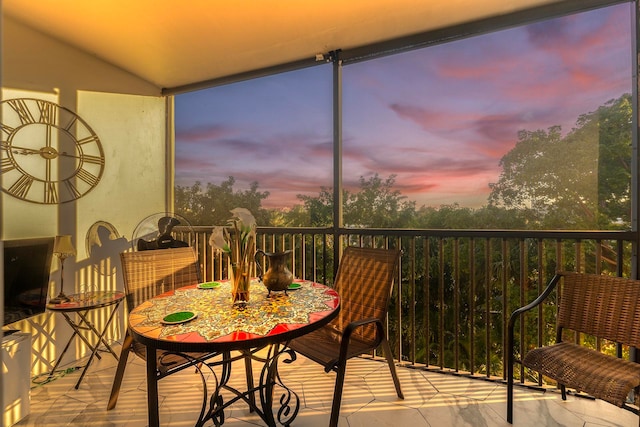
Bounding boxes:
[76,168,99,187]
[44,181,58,204]
[63,179,81,199]
[36,99,57,124]
[8,174,33,199]
[1,158,16,173]
[7,99,36,125]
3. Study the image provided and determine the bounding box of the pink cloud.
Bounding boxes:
[389,103,468,134]
[470,114,526,157]
[176,124,236,144]
[389,102,523,158]
[175,156,216,171]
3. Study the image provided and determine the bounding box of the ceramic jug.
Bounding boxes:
[255,249,294,295]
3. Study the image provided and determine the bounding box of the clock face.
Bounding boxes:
[0,98,105,204]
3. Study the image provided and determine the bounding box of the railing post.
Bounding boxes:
[182,226,636,376]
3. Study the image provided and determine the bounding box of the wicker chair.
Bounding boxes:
[507,271,640,425]
[107,247,238,410]
[288,246,404,427]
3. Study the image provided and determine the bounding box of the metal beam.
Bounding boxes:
[332,50,344,276]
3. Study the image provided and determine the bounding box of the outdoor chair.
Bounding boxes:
[507,271,640,425]
[107,246,253,410]
[287,246,404,427]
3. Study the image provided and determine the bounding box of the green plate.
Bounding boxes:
[197,281,221,289]
[161,311,197,324]
[288,283,302,290]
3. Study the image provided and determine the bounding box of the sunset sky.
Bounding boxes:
[175,3,632,210]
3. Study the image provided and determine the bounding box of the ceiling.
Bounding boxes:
[2,0,588,94]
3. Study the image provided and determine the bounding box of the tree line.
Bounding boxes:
[176,93,631,231]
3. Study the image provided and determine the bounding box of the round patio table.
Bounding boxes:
[128,279,340,427]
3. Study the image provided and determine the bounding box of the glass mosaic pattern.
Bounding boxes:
[129,280,339,344]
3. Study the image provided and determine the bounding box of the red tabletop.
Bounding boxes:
[128,279,340,352]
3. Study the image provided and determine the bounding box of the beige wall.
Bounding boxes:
[2,16,169,375]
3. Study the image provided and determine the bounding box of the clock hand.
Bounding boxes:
[4,144,59,159]
[58,151,81,159]
[4,144,82,160]
[13,148,42,155]
[2,144,43,155]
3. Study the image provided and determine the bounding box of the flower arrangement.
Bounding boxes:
[209,208,257,303]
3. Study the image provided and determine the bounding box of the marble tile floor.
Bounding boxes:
[14,343,637,427]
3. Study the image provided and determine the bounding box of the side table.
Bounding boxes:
[46,290,124,389]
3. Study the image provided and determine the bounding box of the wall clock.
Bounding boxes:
[0,98,105,204]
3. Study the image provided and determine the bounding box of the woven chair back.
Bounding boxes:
[558,272,640,347]
[120,247,202,314]
[331,246,400,346]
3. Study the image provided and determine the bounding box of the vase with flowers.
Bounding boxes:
[209,208,256,305]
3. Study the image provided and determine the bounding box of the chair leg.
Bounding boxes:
[506,373,513,424]
[329,359,348,427]
[560,384,567,400]
[107,331,133,410]
[380,337,403,399]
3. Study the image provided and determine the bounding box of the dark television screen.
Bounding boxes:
[3,237,55,326]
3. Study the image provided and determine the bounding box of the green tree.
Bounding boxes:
[175,176,270,226]
[345,174,416,228]
[412,204,528,229]
[268,205,310,227]
[294,174,416,228]
[296,186,334,227]
[593,94,632,227]
[488,93,631,229]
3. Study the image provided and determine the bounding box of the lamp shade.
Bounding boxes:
[53,235,76,257]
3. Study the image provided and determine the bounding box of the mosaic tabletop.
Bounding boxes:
[129,279,340,352]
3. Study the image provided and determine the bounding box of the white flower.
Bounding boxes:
[210,207,257,294]
[230,208,256,230]
[209,226,230,253]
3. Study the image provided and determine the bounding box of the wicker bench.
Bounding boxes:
[506,271,640,425]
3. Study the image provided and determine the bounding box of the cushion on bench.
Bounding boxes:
[523,341,640,407]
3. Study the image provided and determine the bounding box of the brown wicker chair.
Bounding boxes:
[287,246,404,427]
[107,247,235,410]
[507,271,640,425]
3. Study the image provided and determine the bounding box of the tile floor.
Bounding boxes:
[13,343,638,427]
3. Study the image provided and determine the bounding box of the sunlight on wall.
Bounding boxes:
[2,87,165,380]
[2,332,30,426]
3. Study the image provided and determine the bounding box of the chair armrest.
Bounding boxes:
[507,272,562,413]
[508,273,562,331]
[337,317,384,367]
[343,317,383,340]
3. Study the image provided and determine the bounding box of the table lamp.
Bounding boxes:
[49,235,76,304]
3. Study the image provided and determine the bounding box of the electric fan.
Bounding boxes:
[131,212,194,251]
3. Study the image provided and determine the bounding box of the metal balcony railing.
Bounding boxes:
[175,225,638,385]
